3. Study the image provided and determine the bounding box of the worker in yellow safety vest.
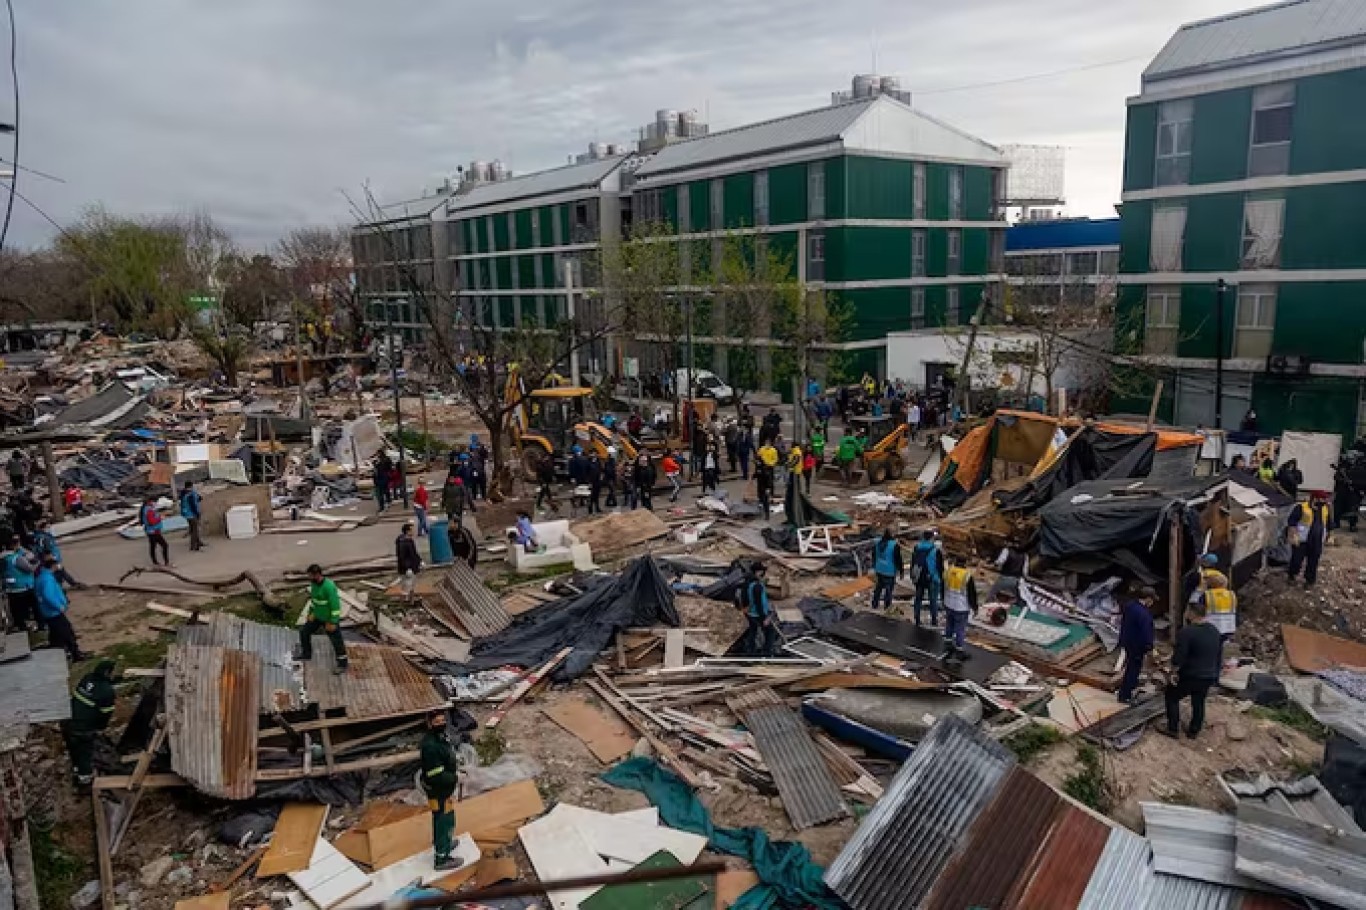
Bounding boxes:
[1287,492,1332,588]
[1202,567,1238,638]
[942,562,978,661]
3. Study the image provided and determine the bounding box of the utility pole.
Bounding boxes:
[563,259,581,387]
[291,297,310,421]
[1214,278,1227,429]
[955,289,990,416]
[387,305,410,507]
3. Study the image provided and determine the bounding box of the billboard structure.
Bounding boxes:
[1001,144,1066,206]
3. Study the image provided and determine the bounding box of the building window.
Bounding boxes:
[1099,250,1120,274]
[1145,286,1180,354]
[1066,251,1099,275]
[710,178,724,229]
[1235,284,1277,359]
[913,164,926,219]
[755,171,769,226]
[948,167,963,220]
[911,288,926,329]
[807,230,825,281]
[1155,99,1194,187]
[945,287,960,326]
[947,229,961,275]
[1241,197,1284,268]
[911,230,926,277]
[808,163,826,220]
[1150,204,1187,272]
[1249,83,1294,178]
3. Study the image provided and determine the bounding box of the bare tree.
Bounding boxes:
[277,226,357,353]
[711,232,798,413]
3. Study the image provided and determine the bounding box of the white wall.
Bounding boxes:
[885,328,1110,397]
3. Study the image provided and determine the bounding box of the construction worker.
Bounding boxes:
[738,562,778,657]
[910,530,943,628]
[298,564,348,673]
[942,560,979,660]
[836,432,864,487]
[419,709,464,871]
[1161,600,1222,740]
[785,443,804,497]
[1287,492,1331,588]
[871,529,904,611]
[62,658,116,789]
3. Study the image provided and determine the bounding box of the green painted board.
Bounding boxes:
[581,850,710,910]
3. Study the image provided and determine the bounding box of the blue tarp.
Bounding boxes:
[602,758,842,910]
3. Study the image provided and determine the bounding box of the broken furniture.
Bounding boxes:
[506,518,594,573]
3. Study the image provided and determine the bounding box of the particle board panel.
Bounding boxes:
[456,778,547,837]
[542,698,639,764]
[364,811,432,871]
[744,704,849,830]
[173,896,230,910]
[820,575,875,599]
[471,854,521,888]
[1282,623,1366,673]
[715,870,761,908]
[335,834,480,907]
[287,839,370,910]
[519,809,611,910]
[571,509,670,554]
[258,803,330,877]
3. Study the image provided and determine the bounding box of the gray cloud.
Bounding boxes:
[4,0,1252,250]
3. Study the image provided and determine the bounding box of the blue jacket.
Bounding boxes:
[140,504,163,533]
[35,568,67,619]
[1118,599,1155,653]
[32,530,60,563]
[745,578,771,620]
[874,539,903,577]
[911,540,942,582]
[3,550,35,593]
[180,489,201,520]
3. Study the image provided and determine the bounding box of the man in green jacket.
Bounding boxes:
[836,432,865,487]
[62,659,117,789]
[298,564,348,673]
[420,709,464,870]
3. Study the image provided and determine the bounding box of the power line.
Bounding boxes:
[0,157,61,184]
[0,0,17,254]
[916,55,1149,96]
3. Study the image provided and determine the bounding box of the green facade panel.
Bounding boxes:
[1176,284,1234,359]
[963,229,991,275]
[1114,285,1147,354]
[823,227,845,282]
[1118,202,1152,274]
[661,185,679,232]
[824,158,845,220]
[1274,282,1366,363]
[493,214,510,252]
[498,298,515,328]
[1252,376,1359,439]
[927,229,947,278]
[1190,89,1252,185]
[1282,183,1366,270]
[537,207,554,245]
[495,258,512,289]
[845,156,913,220]
[925,164,950,221]
[540,253,555,288]
[723,173,754,229]
[689,181,710,232]
[1123,105,1158,193]
[769,164,807,225]
[514,210,533,249]
[964,168,994,222]
[842,286,911,340]
[839,226,911,280]
[924,285,947,326]
[558,205,571,244]
[517,255,535,289]
[1292,68,1366,175]
[1183,194,1242,271]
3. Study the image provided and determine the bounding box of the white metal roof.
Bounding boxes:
[375,193,448,223]
[447,156,626,215]
[634,95,1003,179]
[1145,0,1366,81]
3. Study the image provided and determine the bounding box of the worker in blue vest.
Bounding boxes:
[870,529,904,611]
[2,534,39,631]
[36,553,83,660]
[910,530,943,628]
[180,480,204,552]
[738,562,778,657]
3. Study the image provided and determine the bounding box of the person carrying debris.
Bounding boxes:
[298,564,348,674]
[1117,585,1156,703]
[1161,600,1222,740]
[179,480,204,552]
[139,497,170,567]
[738,563,779,657]
[61,658,116,790]
[3,534,39,631]
[32,519,82,589]
[420,709,464,871]
[942,559,978,660]
[36,554,82,660]
[871,530,905,612]
[1287,492,1331,588]
[910,530,943,627]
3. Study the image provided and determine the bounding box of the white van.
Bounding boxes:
[675,368,736,406]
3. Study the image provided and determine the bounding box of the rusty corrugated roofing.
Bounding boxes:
[304,641,444,720]
[178,612,305,713]
[1012,805,1112,910]
[433,562,511,638]
[824,714,1013,910]
[743,703,848,830]
[165,644,260,800]
[923,765,1066,910]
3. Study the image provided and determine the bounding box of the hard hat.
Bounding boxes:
[1200,553,1219,567]
[607,446,617,456]
[572,445,583,454]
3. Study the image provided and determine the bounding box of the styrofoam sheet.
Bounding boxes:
[519,810,610,910]
[550,804,707,865]
[288,840,370,910]
[1278,430,1341,494]
[335,834,480,908]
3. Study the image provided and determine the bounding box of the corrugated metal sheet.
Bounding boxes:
[727,687,784,716]
[1145,873,1242,910]
[1145,0,1366,81]
[1227,773,1362,833]
[303,641,444,721]
[1077,826,1156,910]
[825,714,1013,910]
[165,644,260,800]
[744,703,848,830]
[634,98,876,178]
[375,192,447,223]
[1142,802,1263,890]
[1283,673,1366,744]
[178,612,304,713]
[923,766,1066,910]
[1234,801,1366,908]
[1011,805,1111,910]
[0,648,71,728]
[434,562,511,638]
[448,156,625,214]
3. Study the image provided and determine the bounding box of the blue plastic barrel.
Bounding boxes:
[428,519,453,565]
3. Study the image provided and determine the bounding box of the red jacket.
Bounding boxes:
[414,486,429,509]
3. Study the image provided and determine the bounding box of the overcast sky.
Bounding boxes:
[4,0,1258,250]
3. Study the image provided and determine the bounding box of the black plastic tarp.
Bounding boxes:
[1037,475,1220,560]
[996,428,1156,514]
[446,556,680,682]
[783,486,846,528]
[60,458,141,491]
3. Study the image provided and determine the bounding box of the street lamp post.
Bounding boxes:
[1214,278,1227,429]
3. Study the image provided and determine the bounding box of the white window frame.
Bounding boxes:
[1249,83,1295,178]
[1241,196,1285,269]
[1235,284,1277,359]
[1144,286,1181,355]
[1155,99,1194,187]
[947,229,961,276]
[807,229,826,281]
[911,229,926,278]
[754,171,769,226]
[808,163,826,220]
[1150,204,1187,272]
[945,287,960,326]
[911,287,926,329]
[948,167,963,220]
[913,164,926,219]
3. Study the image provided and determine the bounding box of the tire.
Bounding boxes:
[887,455,905,480]
[867,460,888,485]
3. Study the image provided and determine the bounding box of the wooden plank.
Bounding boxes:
[783,673,947,694]
[820,575,875,599]
[542,698,638,764]
[93,772,187,791]
[111,721,168,853]
[663,630,686,669]
[666,657,872,709]
[485,647,572,729]
[173,895,230,910]
[211,844,266,892]
[92,792,115,910]
[287,839,369,910]
[715,870,760,908]
[253,750,418,782]
[455,778,546,838]
[586,680,701,789]
[147,601,196,619]
[320,728,337,777]
[257,803,329,877]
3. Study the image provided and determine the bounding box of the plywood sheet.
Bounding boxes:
[173,895,230,910]
[471,854,520,888]
[519,809,610,910]
[543,698,638,764]
[455,778,546,837]
[821,575,875,599]
[715,870,761,908]
[287,839,369,910]
[1046,683,1127,734]
[365,811,431,871]
[1282,623,1366,673]
[332,830,371,867]
[258,803,329,877]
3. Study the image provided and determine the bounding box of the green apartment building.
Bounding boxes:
[1118,0,1366,438]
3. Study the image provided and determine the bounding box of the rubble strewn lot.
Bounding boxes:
[1,337,1363,910]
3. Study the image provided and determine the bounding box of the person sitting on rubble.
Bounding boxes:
[910,530,943,628]
[1117,585,1156,703]
[61,658,116,790]
[448,519,477,568]
[420,708,465,872]
[738,562,778,657]
[62,483,84,518]
[942,559,979,661]
[513,510,541,553]
[1161,600,1222,740]
[298,564,348,674]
